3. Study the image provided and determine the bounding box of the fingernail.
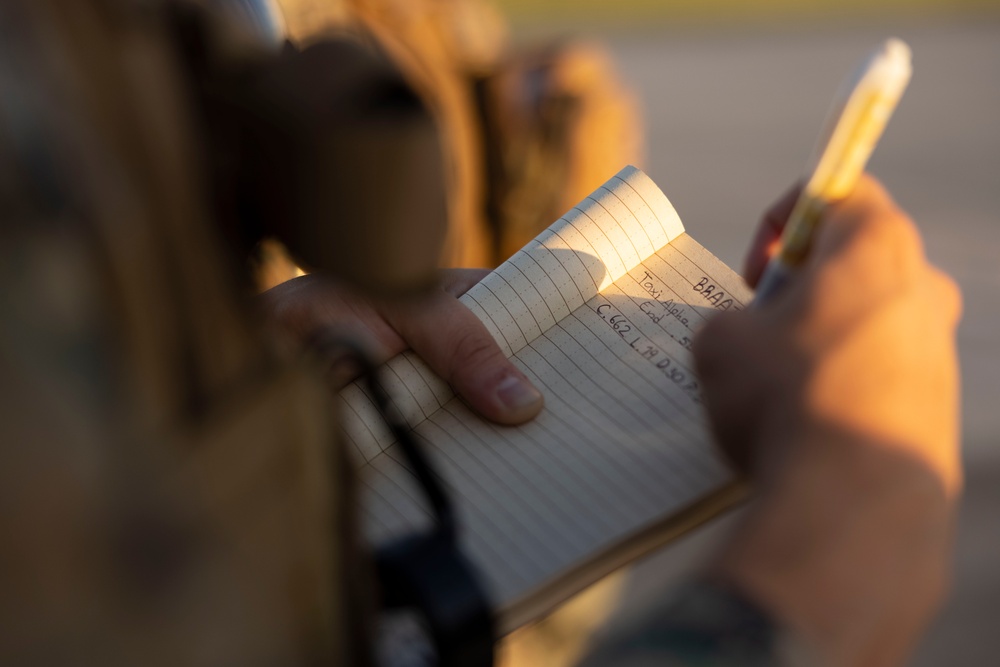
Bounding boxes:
[495,375,543,414]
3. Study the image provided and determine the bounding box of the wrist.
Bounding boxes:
[716,424,956,666]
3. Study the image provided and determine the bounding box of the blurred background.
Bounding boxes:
[6,1,991,664]
[494,1,1000,664]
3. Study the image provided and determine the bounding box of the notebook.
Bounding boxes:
[340,166,752,633]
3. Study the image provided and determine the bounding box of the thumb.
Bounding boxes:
[383,289,544,425]
[744,183,802,287]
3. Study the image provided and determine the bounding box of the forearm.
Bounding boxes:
[692,177,961,665]
[715,425,956,666]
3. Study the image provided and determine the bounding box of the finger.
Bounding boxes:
[811,174,912,262]
[779,176,928,333]
[438,268,493,298]
[259,273,407,358]
[693,311,769,473]
[744,183,802,287]
[925,267,963,330]
[803,176,927,306]
[383,290,544,425]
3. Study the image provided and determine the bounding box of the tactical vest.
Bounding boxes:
[0,2,369,664]
[276,0,644,272]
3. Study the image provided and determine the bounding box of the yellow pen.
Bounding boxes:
[754,38,913,303]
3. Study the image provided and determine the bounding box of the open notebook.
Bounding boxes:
[340,166,753,633]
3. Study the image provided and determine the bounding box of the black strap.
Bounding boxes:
[311,334,496,666]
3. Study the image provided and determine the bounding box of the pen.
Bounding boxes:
[753,38,913,304]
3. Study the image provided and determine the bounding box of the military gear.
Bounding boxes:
[277,0,643,270]
[0,2,373,664]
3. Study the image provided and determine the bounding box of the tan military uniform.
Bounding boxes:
[0,2,644,665]
[0,2,367,664]
[277,0,643,270]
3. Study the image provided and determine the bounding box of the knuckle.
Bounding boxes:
[886,211,924,258]
[889,225,925,286]
[929,268,963,323]
[839,210,926,288]
[448,327,504,382]
[858,209,922,259]
[829,179,921,263]
[260,285,305,328]
[439,268,490,298]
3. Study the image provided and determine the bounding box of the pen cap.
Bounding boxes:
[771,38,912,271]
[806,37,912,202]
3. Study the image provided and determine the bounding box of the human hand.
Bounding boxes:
[693,176,962,666]
[259,269,544,425]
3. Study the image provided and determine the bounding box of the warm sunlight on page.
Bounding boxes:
[341,167,752,631]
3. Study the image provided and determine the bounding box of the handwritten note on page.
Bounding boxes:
[340,166,753,630]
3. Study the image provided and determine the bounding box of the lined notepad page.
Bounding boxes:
[341,166,753,627]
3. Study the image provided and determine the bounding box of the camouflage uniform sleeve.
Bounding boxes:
[578,578,814,667]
